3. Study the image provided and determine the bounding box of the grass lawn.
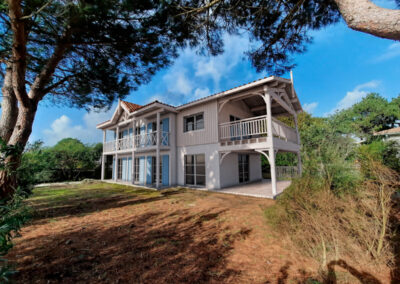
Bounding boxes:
[7,182,385,283]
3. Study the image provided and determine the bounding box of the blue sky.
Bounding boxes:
[8,1,400,145]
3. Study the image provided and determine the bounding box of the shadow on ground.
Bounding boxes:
[13,191,252,283]
[31,189,182,221]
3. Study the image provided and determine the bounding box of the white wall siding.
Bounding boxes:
[219,153,238,188]
[249,154,262,182]
[176,144,220,189]
[218,100,253,124]
[219,153,262,188]
[177,101,219,146]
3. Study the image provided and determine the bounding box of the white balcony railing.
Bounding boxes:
[271,118,298,144]
[135,132,157,148]
[218,115,298,144]
[117,136,134,151]
[219,115,268,140]
[103,131,170,152]
[104,140,116,152]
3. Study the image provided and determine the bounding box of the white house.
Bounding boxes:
[96,76,303,198]
[374,127,400,144]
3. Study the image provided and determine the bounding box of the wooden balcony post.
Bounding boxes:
[114,126,119,181]
[156,112,161,189]
[264,87,277,197]
[297,151,302,176]
[101,130,106,180]
[131,119,136,183]
[294,114,300,145]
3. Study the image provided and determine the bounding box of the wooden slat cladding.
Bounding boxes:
[177,101,218,146]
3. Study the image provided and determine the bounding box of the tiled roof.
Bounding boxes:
[374,127,400,136]
[121,101,143,112]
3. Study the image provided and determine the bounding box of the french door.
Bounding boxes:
[238,154,249,183]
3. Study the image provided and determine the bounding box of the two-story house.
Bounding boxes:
[96,76,303,198]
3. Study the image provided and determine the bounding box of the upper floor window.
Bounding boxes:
[184,113,204,132]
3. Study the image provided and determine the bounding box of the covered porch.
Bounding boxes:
[216,179,291,199]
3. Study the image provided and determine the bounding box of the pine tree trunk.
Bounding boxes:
[0,65,19,143]
[0,160,18,200]
[0,103,37,198]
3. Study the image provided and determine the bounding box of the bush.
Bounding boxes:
[357,140,400,173]
[0,189,31,282]
[265,155,399,272]
[0,139,31,282]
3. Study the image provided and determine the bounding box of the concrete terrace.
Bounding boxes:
[102,179,291,199]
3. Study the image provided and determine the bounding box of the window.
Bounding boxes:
[184,113,204,132]
[150,157,162,184]
[238,154,249,183]
[134,157,140,182]
[117,158,123,180]
[184,154,205,186]
[230,115,240,122]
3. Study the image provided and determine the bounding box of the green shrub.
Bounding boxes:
[0,139,31,282]
[0,189,31,282]
[265,153,399,274]
[357,140,400,172]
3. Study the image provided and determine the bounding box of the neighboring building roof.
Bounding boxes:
[121,101,143,113]
[374,127,400,136]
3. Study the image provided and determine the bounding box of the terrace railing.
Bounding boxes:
[218,115,298,144]
[103,131,170,152]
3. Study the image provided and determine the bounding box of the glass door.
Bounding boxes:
[238,154,249,183]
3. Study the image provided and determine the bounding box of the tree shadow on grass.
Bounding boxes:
[31,190,183,222]
[272,260,382,284]
[325,260,381,284]
[12,207,251,283]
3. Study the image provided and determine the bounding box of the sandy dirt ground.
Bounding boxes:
[7,182,392,283]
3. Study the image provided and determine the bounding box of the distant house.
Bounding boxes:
[374,127,400,144]
[96,76,303,198]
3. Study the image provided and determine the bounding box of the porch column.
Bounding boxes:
[269,149,277,197]
[115,126,119,181]
[101,130,106,180]
[297,151,302,176]
[264,89,277,197]
[131,119,136,184]
[156,112,161,189]
[294,114,302,176]
[294,114,301,145]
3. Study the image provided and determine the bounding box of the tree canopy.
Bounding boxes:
[0,0,204,110]
[331,93,400,138]
[18,138,103,186]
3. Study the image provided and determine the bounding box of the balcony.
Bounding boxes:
[103,131,170,153]
[218,115,298,147]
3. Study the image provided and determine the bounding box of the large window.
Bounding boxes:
[151,157,162,184]
[184,154,205,186]
[184,113,204,132]
[238,154,249,183]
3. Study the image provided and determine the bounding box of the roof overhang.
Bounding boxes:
[176,76,302,113]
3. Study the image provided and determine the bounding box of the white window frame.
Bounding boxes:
[183,112,204,132]
[184,154,206,186]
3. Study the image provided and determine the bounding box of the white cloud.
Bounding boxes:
[303,102,318,114]
[193,87,211,99]
[325,80,380,116]
[163,68,193,96]
[373,42,400,63]
[194,34,249,88]
[43,106,114,146]
[156,33,252,105]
